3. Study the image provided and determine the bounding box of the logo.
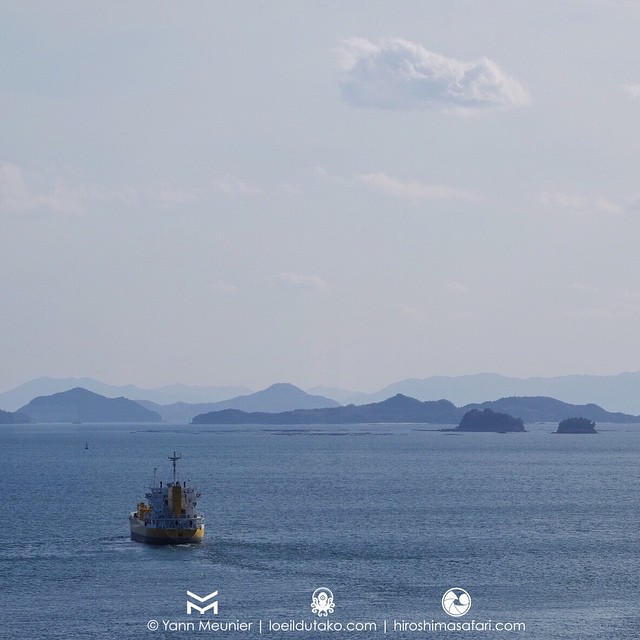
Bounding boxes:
[310,587,335,617]
[441,588,471,617]
[186,590,219,615]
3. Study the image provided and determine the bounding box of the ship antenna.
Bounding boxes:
[153,467,157,488]
[169,451,181,483]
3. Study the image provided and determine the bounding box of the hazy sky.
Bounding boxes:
[2,1,639,393]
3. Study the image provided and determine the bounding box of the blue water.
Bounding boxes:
[1,422,639,639]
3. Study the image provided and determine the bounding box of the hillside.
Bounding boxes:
[192,394,640,425]
[142,383,340,422]
[341,371,640,414]
[465,396,639,423]
[192,394,459,424]
[0,377,250,412]
[0,409,31,424]
[201,383,340,412]
[18,388,161,423]
[5,370,640,414]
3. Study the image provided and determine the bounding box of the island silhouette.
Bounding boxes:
[455,408,525,432]
[554,417,597,434]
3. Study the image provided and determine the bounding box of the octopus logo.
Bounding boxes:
[441,588,471,617]
[310,587,335,617]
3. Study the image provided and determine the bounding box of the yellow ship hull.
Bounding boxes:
[130,518,204,545]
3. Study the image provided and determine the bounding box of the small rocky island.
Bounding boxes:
[554,417,597,434]
[455,408,525,433]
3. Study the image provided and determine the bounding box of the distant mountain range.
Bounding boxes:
[9,384,338,424]
[316,372,640,414]
[3,370,640,417]
[5,383,640,426]
[137,383,339,423]
[18,388,161,423]
[192,394,640,425]
[0,377,250,412]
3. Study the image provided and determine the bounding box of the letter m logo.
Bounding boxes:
[186,590,219,615]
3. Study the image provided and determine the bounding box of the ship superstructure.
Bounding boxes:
[129,452,205,544]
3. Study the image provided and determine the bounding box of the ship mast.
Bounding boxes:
[169,451,182,483]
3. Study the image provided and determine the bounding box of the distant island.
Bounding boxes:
[137,382,339,423]
[191,393,640,425]
[554,417,597,434]
[18,387,161,423]
[192,394,458,425]
[5,384,639,427]
[0,408,31,424]
[454,408,525,432]
[6,370,640,415]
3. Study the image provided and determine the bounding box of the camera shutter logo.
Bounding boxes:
[441,588,471,617]
[186,590,219,615]
[311,588,335,617]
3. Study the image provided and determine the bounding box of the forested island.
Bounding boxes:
[554,417,597,434]
[455,408,525,432]
[192,394,639,425]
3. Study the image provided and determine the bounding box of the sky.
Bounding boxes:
[1,0,640,393]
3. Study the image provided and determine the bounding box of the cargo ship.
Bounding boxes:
[129,452,205,544]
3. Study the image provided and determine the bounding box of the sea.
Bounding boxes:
[1,421,639,640]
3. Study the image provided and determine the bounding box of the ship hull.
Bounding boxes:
[130,518,204,545]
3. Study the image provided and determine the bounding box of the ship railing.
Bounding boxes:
[145,517,204,529]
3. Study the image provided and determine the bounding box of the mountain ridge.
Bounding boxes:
[18,388,161,423]
[336,371,640,414]
[4,370,640,415]
[0,377,251,412]
[137,383,340,423]
[191,394,640,425]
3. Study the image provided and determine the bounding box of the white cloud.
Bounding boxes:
[314,166,349,186]
[357,172,478,201]
[0,162,84,215]
[213,174,262,196]
[539,191,588,209]
[338,37,530,112]
[592,197,624,215]
[275,272,328,291]
[538,191,624,215]
[623,83,640,100]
